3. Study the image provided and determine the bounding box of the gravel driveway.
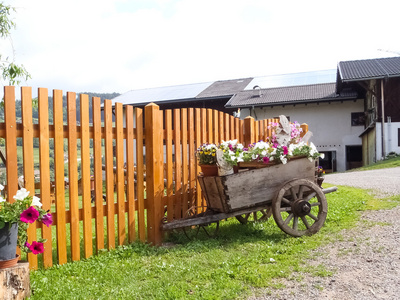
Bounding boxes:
[249,167,400,300]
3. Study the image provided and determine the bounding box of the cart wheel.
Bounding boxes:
[182,206,220,240]
[235,208,272,224]
[272,179,327,237]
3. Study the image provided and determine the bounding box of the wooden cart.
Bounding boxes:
[162,157,337,237]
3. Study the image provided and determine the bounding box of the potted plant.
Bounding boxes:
[0,185,52,268]
[196,143,218,176]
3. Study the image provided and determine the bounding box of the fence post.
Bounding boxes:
[145,103,164,245]
[243,116,255,147]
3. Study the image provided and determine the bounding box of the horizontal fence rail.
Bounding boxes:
[1,86,307,269]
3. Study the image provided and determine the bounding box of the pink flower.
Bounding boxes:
[283,146,288,155]
[20,206,39,223]
[42,213,53,227]
[262,157,270,164]
[25,242,31,248]
[28,241,44,254]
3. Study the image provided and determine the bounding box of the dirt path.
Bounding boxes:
[249,168,400,300]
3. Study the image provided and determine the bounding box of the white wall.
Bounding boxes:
[375,121,400,160]
[240,99,365,172]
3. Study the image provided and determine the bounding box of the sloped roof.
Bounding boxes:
[225,83,358,108]
[196,78,253,98]
[338,56,400,82]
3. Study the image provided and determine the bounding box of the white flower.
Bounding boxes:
[252,154,258,160]
[280,156,287,164]
[261,150,267,156]
[236,143,244,150]
[320,153,325,159]
[0,184,4,191]
[0,196,5,203]
[13,188,30,201]
[31,196,42,208]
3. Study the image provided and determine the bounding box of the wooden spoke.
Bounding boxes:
[280,206,292,212]
[293,216,299,230]
[298,185,305,199]
[310,202,321,207]
[304,192,317,202]
[290,187,298,201]
[283,213,294,225]
[281,197,291,205]
[307,212,319,221]
[300,216,310,229]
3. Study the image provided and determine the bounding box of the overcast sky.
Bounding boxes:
[2,0,399,98]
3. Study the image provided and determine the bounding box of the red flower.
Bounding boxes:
[28,241,44,255]
[262,157,270,164]
[42,213,53,227]
[20,206,39,223]
[283,146,288,155]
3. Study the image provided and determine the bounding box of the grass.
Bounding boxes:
[28,184,400,299]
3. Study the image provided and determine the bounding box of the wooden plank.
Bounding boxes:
[223,158,315,211]
[4,86,18,200]
[135,108,146,241]
[92,97,104,251]
[173,109,182,219]
[53,89,67,265]
[200,108,207,144]
[67,92,80,261]
[21,87,38,269]
[194,109,202,211]
[218,111,224,143]
[80,94,93,257]
[188,108,196,211]
[37,88,53,267]
[230,115,235,140]
[181,109,188,214]
[213,109,218,144]
[115,102,126,246]
[165,110,174,221]
[239,119,244,144]
[104,100,115,249]
[206,109,213,143]
[224,113,230,141]
[144,103,164,245]
[234,117,240,144]
[0,261,31,299]
[125,105,136,242]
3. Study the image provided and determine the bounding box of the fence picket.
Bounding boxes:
[37,88,53,268]
[115,102,126,246]
[181,109,189,215]
[104,100,115,249]
[92,97,104,251]
[135,108,146,241]
[165,110,174,221]
[21,87,38,269]
[80,94,93,257]
[67,92,80,261]
[125,105,136,242]
[173,109,182,219]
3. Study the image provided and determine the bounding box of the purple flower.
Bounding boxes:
[41,213,53,227]
[28,241,44,255]
[273,142,279,148]
[243,148,248,152]
[262,157,270,164]
[20,206,39,223]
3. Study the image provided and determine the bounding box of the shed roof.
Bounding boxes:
[225,83,358,108]
[338,56,400,82]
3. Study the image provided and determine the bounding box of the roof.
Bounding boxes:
[225,83,358,108]
[338,56,400,82]
[196,78,253,98]
[110,81,213,106]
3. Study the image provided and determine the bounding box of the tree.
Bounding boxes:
[0,2,30,86]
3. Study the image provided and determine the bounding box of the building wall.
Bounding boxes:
[240,99,365,172]
[375,122,400,159]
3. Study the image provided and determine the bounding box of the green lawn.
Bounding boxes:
[29,180,400,299]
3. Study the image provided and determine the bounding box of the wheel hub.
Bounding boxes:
[292,200,311,217]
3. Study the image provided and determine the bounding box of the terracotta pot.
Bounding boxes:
[0,254,20,269]
[200,164,219,176]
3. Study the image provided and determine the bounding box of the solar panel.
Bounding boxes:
[244,70,336,90]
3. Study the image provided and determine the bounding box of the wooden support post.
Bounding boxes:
[244,116,255,147]
[145,103,164,245]
[0,262,31,299]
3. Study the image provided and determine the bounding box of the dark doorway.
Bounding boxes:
[319,151,336,173]
[346,145,363,170]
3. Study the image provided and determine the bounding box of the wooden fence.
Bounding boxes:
[1,86,307,270]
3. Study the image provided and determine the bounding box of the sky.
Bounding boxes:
[2,0,400,98]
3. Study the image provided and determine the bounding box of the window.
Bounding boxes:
[351,112,365,126]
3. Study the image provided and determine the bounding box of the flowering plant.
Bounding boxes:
[317,166,325,177]
[0,186,52,255]
[196,143,218,165]
[219,139,245,166]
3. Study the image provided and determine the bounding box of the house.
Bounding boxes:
[335,57,400,166]
[111,56,400,172]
